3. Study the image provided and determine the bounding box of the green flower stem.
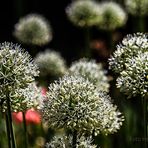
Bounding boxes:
[5,114,11,148]
[6,93,16,148]
[143,97,147,148]
[108,30,114,54]
[84,27,91,58]
[132,16,145,32]
[138,16,145,32]
[23,111,28,148]
[72,130,77,148]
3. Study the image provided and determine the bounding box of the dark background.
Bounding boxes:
[0,1,147,148]
[0,0,84,63]
[0,0,147,63]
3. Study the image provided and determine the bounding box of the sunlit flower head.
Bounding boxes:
[34,49,67,77]
[66,0,102,27]
[14,14,52,46]
[98,2,127,30]
[69,58,109,92]
[116,52,148,98]
[42,75,124,135]
[0,42,39,112]
[125,0,148,16]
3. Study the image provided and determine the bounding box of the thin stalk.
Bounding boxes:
[107,30,114,54]
[135,0,145,32]
[5,114,11,148]
[143,97,147,148]
[6,93,16,148]
[84,27,91,58]
[72,130,77,148]
[22,111,28,148]
[138,16,145,32]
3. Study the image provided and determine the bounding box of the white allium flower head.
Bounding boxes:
[45,135,71,148]
[14,14,52,46]
[116,52,148,98]
[109,33,148,98]
[1,82,44,112]
[15,82,45,111]
[98,92,124,134]
[45,135,97,148]
[76,135,97,148]
[109,33,148,73]
[34,49,67,77]
[0,42,39,112]
[42,75,124,135]
[66,0,102,27]
[98,2,127,30]
[125,0,148,16]
[69,58,109,92]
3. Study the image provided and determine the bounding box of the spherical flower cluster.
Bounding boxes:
[45,135,96,148]
[125,0,148,16]
[109,33,148,73]
[66,0,102,27]
[45,135,71,148]
[42,75,124,135]
[69,59,109,92]
[0,42,39,112]
[98,92,124,134]
[14,14,52,46]
[98,2,127,30]
[1,82,45,112]
[76,136,96,148]
[116,52,148,98]
[34,49,67,77]
[109,33,148,98]
[12,109,41,125]
[13,82,45,111]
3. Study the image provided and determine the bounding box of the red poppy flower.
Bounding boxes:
[25,109,41,124]
[12,109,41,125]
[12,112,23,123]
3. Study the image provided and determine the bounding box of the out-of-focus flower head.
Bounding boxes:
[14,14,52,46]
[98,2,127,30]
[109,33,148,73]
[45,135,97,148]
[125,0,148,16]
[34,49,67,78]
[12,109,41,124]
[66,0,102,27]
[116,52,148,98]
[69,58,109,92]
[42,75,124,136]
[0,42,39,112]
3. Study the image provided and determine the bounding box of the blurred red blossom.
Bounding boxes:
[12,109,41,125]
[41,87,47,97]
[91,39,110,60]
